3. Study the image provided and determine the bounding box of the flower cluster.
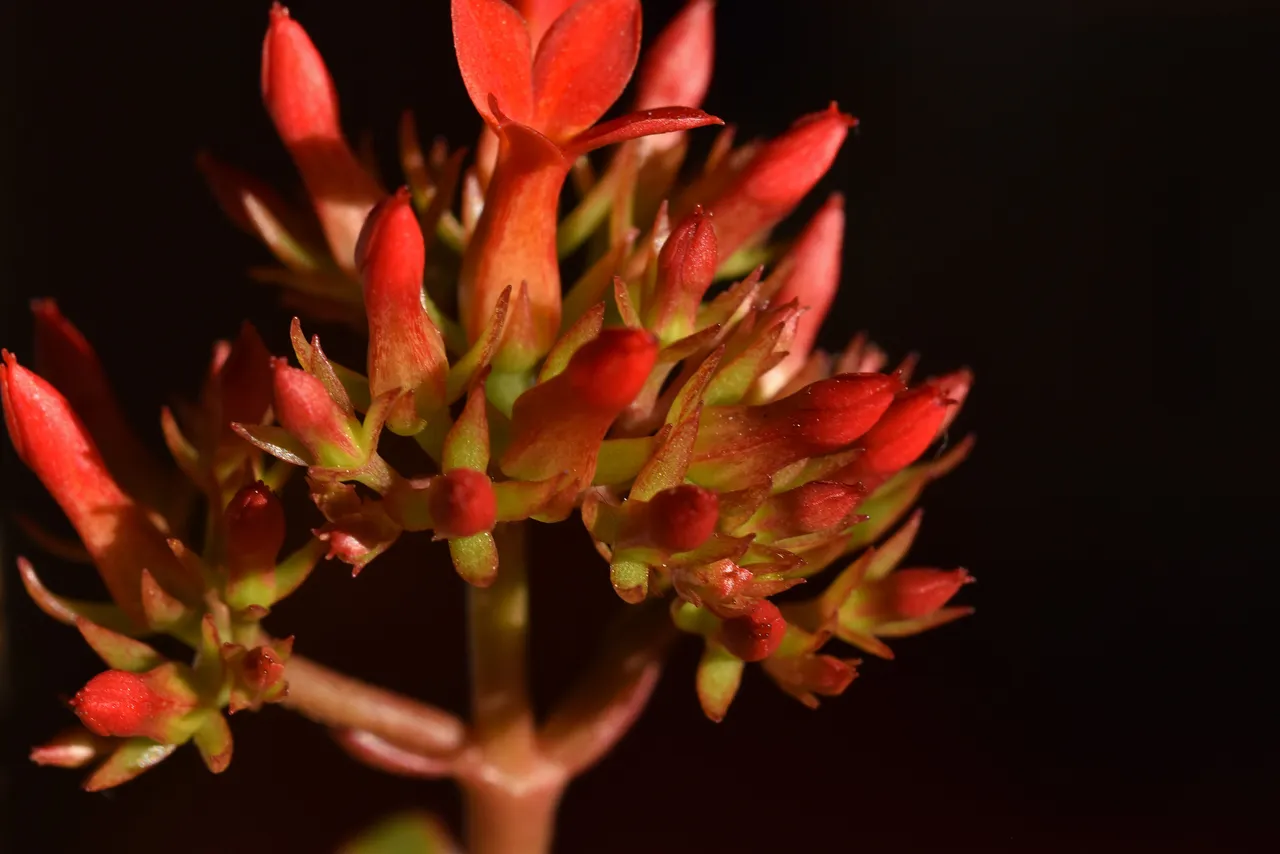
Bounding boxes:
[3,0,973,790]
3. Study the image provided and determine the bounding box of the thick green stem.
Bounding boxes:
[463,522,566,854]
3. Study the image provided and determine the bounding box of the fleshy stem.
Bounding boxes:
[461,521,567,854]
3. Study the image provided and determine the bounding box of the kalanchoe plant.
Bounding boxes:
[3,1,976,851]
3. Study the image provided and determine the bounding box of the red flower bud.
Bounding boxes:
[762,194,845,391]
[429,469,497,538]
[213,322,274,429]
[270,358,361,466]
[882,568,971,619]
[763,652,858,708]
[357,189,448,432]
[262,4,381,272]
[838,385,950,482]
[706,104,855,262]
[647,206,718,340]
[718,600,787,662]
[634,0,715,112]
[777,373,903,454]
[501,328,658,482]
[241,647,286,694]
[771,481,865,535]
[224,482,286,579]
[71,671,159,739]
[692,373,901,490]
[30,300,173,513]
[1,353,199,624]
[649,484,719,552]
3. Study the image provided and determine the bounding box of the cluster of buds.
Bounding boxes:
[4,0,975,789]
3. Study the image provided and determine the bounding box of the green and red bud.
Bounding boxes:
[718,599,787,662]
[691,372,902,489]
[224,482,286,580]
[873,568,973,620]
[262,4,381,273]
[500,328,658,483]
[357,189,448,433]
[270,358,363,467]
[1,353,200,624]
[647,206,718,341]
[762,651,858,709]
[703,104,856,263]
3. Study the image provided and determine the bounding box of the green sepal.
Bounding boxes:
[448,286,510,404]
[609,559,650,604]
[449,532,499,587]
[17,557,140,636]
[442,383,490,472]
[192,711,234,774]
[76,619,165,672]
[81,738,179,792]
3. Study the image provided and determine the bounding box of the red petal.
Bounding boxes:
[451,0,535,127]
[511,0,578,47]
[532,0,642,142]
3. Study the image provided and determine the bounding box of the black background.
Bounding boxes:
[3,1,1275,852]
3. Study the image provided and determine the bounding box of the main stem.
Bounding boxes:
[463,522,566,854]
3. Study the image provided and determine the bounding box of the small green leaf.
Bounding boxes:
[76,619,165,672]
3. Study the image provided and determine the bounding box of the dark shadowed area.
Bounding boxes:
[3,1,1273,852]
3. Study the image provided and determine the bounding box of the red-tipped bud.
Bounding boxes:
[706,104,855,262]
[648,206,719,339]
[649,484,719,552]
[270,358,361,466]
[224,482,286,579]
[840,385,950,481]
[772,481,865,534]
[1,353,198,624]
[214,322,275,429]
[357,189,448,433]
[882,568,971,619]
[718,600,787,662]
[262,4,381,272]
[30,300,171,512]
[692,373,901,490]
[771,373,903,455]
[29,728,111,769]
[501,329,658,482]
[764,194,845,388]
[763,652,858,708]
[71,671,158,739]
[635,0,715,112]
[429,469,497,538]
